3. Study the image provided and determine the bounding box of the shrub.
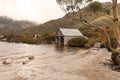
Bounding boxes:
[41,33,55,44]
[88,1,103,14]
[103,8,110,15]
[6,34,41,44]
[105,37,117,51]
[68,37,88,47]
[85,43,91,49]
[88,38,96,46]
[88,38,102,47]
[41,33,54,40]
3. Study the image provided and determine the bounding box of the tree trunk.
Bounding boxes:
[112,0,120,47]
[111,0,120,66]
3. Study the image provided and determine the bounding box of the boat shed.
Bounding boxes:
[55,28,84,45]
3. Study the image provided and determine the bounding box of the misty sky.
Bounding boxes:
[0,0,119,23]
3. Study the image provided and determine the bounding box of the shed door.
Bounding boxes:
[61,36,64,44]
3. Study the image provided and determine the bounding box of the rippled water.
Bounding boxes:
[0,42,54,55]
[0,41,82,80]
[0,42,117,80]
[0,41,80,55]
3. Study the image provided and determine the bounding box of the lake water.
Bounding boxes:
[0,41,80,55]
[0,42,116,80]
[0,41,82,80]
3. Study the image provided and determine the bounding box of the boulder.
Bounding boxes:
[28,56,34,60]
[94,42,102,48]
[2,59,12,65]
[22,61,27,65]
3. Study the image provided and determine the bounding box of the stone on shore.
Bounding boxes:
[2,59,12,65]
[28,56,34,60]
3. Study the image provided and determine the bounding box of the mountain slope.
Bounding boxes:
[0,16,36,33]
[6,2,120,35]
[17,2,119,35]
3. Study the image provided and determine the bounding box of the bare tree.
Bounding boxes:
[110,0,120,66]
[56,0,92,13]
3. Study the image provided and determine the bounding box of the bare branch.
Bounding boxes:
[100,27,114,51]
[80,19,114,51]
[99,22,113,31]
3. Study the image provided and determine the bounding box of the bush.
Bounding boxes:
[105,37,117,51]
[85,43,91,49]
[6,34,41,44]
[88,1,103,13]
[88,38,102,47]
[40,33,55,44]
[103,8,110,15]
[88,38,96,46]
[68,37,88,47]
[41,33,55,41]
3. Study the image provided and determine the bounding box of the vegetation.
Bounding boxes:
[0,0,120,68]
[1,1,120,46]
[57,0,120,66]
[5,34,41,44]
[68,37,88,47]
[4,33,55,44]
[56,0,92,13]
[88,1,103,14]
[1,0,120,67]
[0,16,36,34]
[10,2,119,35]
[40,33,55,44]
[105,37,117,51]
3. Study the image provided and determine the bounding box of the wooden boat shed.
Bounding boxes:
[55,28,84,45]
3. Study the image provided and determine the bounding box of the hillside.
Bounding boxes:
[2,2,120,44]
[0,16,36,34]
[16,2,120,35]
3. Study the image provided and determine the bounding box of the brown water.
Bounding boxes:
[1,42,118,80]
[0,41,82,80]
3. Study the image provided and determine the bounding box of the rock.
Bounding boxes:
[111,51,120,66]
[94,42,103,48]
[28,56,34,60]
[22,62,27,65]
[2,59,12,65]
[22,56,34,65]
[112,65,120,71]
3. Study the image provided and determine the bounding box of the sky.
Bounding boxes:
[0,0,119,23]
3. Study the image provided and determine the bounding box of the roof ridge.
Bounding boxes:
[59,28,78,30]
[58,28,83,36]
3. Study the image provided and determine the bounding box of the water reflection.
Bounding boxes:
[0,41,81,55]
[55,44,64,52]
[54,44,81,54]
